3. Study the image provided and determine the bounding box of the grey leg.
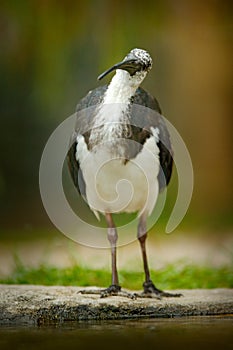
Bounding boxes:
[137,215,151,283]
[137,215,182,298]
[79,212,135,299]
[105,212,119,287]
[99,213,137,298]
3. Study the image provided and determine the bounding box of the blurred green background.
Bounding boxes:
[0,0,232,232]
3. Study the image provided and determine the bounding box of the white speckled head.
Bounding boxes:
[98,48,153,81]
[124,48,153,72]
[100,48,153,104]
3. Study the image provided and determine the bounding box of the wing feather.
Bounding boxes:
[67,85,173,195]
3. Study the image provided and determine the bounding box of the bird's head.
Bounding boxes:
[98,48,153,81]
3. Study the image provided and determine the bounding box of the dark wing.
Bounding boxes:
[131,87,173,191]
[67,85,173,195]
[67,85,108,195]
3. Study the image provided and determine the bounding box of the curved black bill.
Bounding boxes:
[97,58,139,80]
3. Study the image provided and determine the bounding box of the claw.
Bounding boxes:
[142,280,183,298]
[78,285,136,299]
[78,281,182,299]
[100,284,121,298]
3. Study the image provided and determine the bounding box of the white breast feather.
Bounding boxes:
[76,128,160,218]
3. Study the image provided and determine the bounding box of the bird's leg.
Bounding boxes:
[99,213,136,299]
[79,213,135,299]
[137,215,182,298]
[101,212,121,296]
[137,217,151,284]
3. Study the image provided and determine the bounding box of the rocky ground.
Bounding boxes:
[0,285,232,325]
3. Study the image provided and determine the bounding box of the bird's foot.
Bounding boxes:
[100,285,136,299]
[78,285,136,299]
[137,280,183,299]
[101,284,121,298]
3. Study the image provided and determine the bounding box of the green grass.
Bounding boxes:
[1,259,232,290]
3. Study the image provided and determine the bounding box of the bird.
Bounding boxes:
[67,48,182,299]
